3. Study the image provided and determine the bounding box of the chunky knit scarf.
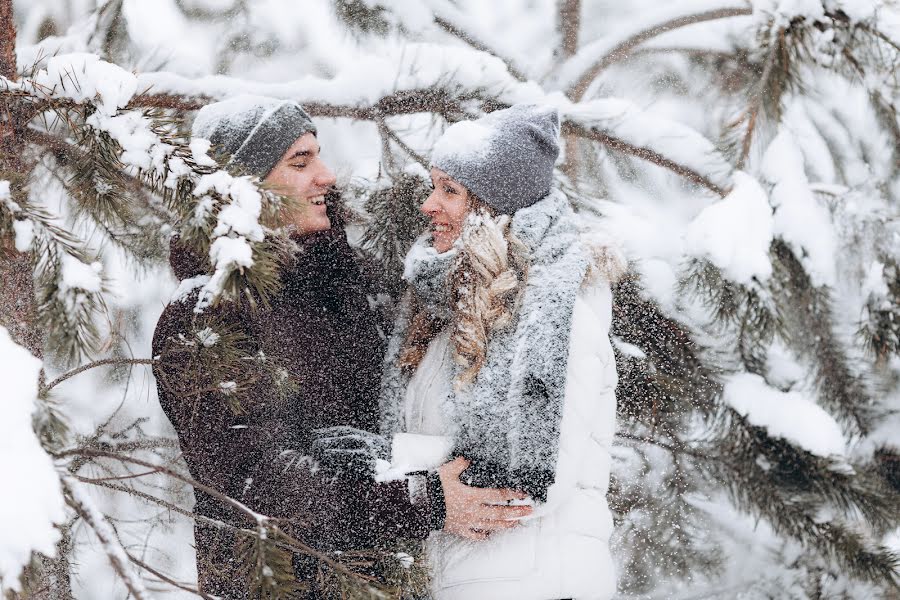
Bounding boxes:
[379,190,592,501]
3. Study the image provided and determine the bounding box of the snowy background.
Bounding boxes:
[3,0,900,598]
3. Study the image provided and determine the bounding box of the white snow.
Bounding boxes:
[59,254,103,295]
[12,220,34,253]
[208,236,254,271]
[0,327,66,592]
[761,130,836,287]
[189,138,218,168]
[861,261,889,299]
[86,111,161,172]
[31,53,137,116]
[723,373,846,458]
[684,172,775,285]
[195,327,220,348]
[431,120,494,166]
[170,274,211,303]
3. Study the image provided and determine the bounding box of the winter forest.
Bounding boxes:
[1,0,899,598]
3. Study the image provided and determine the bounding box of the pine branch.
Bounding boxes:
[566,6,753,101]
[57,446,387,590]
[42,357,156,393]
[735,32,781,169]
[61,476,152,600]
[125,551,216,600]
[563,121,728,197]
[432,11,527,82]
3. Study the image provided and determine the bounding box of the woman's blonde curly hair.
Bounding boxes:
[398,197,529,388]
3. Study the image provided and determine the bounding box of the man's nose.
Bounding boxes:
[314,161,336,188]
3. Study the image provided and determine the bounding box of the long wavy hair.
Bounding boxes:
[398,195,529,388]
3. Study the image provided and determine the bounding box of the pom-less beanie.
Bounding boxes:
[430,104,560,215]
[191,95,317,179]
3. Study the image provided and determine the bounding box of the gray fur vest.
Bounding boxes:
[379,191,592,502]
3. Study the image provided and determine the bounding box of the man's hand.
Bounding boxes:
[438,457,533,540]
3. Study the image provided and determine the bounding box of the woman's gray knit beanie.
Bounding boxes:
[191,95,317,179]
[430,104,560,215]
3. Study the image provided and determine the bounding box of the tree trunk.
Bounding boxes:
[1,4,68,595]
[0,0,15,79]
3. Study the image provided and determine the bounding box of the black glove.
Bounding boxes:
[309,426,390,479]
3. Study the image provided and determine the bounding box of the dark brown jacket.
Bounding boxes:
[152,219,437,598]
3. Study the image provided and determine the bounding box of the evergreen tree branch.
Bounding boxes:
[61,476,152,600]
[42,358,156,393]
[734,29,783,169]
[431,7,527,82]
[381,124,428,169]
[566,6,753,101]
[563,121,728,197]
[125,551,216,600]
[57,447,387,588]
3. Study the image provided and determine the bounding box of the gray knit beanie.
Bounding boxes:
[430,104,560,214]
[191,95,317,179]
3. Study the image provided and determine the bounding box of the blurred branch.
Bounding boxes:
[382,124,428,169]
[42,357,157,393]
[563,121,728,197]
[62,476,151,600]
[558,0,581,58]
[432,11,527,82]
[173,0,245,21]
[56,447,376,583]
[567,6,752,100]
[126,552,215,600]
[736,34,779,169]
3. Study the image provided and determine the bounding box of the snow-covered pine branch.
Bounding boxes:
[0,326,66,594]
[3,53,298,317]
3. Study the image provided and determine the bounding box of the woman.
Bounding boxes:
[380,104,622,600]
[152,96,528,598]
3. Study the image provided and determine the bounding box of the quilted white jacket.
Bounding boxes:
[392,278,618,600]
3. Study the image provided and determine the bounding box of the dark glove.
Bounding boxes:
[309,426,390,479]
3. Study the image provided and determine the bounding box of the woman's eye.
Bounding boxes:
[443,186,457,194]
[291,163,307,170]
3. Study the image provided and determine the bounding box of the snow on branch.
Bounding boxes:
[136,41,535,110]
[0,327,66,593]
[560,4,753,100]
[5,53,298,312]
[428,0,528,82]
[1,178,109,364]
[61,476,150,600]
[563,98,734,196]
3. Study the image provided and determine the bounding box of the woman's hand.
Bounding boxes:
[438,457,533,540]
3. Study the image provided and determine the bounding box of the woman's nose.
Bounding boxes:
[421,191,440,215]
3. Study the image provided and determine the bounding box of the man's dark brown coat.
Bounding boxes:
[152,220,434,598]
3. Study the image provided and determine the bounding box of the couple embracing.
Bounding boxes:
[152,96,621,600]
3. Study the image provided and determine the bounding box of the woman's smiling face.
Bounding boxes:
[421,168,471,253]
